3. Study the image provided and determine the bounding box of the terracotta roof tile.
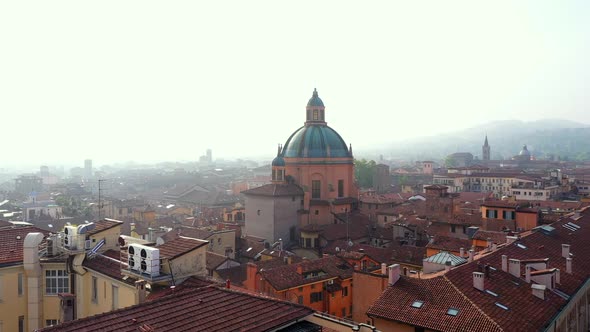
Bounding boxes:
[40,284,313,332]
[86,219,123,236]
[157,236,208,260]
[0,226,48,266]
[242,184,304,197]
[426,236,471,253]
[368,276,502,332]
[260,256,353,291]
[83,249,135,285]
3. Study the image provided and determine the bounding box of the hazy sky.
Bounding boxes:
[2,1,590,167]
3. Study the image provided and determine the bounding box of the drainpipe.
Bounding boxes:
[24,233,45,332]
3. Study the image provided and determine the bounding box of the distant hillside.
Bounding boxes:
[370,119,590,161]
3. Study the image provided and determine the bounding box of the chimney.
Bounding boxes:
[555,269,561,284]
[445,260,452,272]
[566,257,572,274]
[468,249,474,263]
[460,247,465,258]
[296,264,303,274]
[492,243,498,251]
[506,236,518,244]
[381,263,387,275]
[473,272,485,291]
[525,266,531,283]
[501,255,508,272]
[226,279,231,289]
[388,264,401,286]
[531,284,546,300]
[135,280,147,304]
[487,238,493,249]
[509,259,521,278]
[562,244,570,258]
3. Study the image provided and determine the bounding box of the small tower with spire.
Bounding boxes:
[482,135,490,162]
[271,144,286,183]
[305,88,327,126]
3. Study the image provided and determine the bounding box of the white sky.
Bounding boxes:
[2,1,590,167]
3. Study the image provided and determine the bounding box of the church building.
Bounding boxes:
[243,89,358,245]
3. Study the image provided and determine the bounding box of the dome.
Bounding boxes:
[282,125,351,158]
[272,155,285,166]
[519,145,530,156]
[307,88,324,107]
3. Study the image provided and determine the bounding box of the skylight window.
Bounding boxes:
[447,308,459,316]
[411,300,424,308]
[485,290,499,297]
[495,302,509,310]
[516,243,527,249]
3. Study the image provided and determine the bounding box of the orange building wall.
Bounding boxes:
[352,271,388,324]
[372,317,435,332]
[516,212,538,231]
[284,159,357,225]
[244,263,353,318]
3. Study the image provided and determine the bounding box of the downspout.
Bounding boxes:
[23,233,45,332]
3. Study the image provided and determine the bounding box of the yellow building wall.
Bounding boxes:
[88,224,122,252]
[79,270,136,319]
[0,265,28,332]
[207,231,236,258]
[161,246,207,281]
[41,263,68,329]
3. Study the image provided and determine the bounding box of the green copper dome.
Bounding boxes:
[282,125,351,158]
[307,88,325,107]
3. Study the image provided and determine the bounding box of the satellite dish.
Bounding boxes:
[348,240,353,247]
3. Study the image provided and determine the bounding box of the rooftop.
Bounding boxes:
[260,256,353,291]
[40,284,314,332]
[0,226,48,266]
[242,183,304,197]
[157,236,208,260]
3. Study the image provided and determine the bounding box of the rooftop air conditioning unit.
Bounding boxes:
[64,226,78,250]
[127,244,141,271]
[47,234,59,256]
[139,246,160,277]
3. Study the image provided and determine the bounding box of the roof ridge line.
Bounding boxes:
[443,274,504,332]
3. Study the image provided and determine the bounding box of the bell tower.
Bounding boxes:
[482,135,490,161]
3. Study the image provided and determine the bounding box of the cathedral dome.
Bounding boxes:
[519,145,530,157]
[282,125,351,158]
[307,88,324,107]
[271,155,286,166]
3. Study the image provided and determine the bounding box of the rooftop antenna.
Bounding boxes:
[98,179,107,220]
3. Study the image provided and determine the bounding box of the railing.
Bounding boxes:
[120,248,172,282]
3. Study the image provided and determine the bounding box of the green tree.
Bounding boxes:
[444,156,458,168]
[354,159,377,189]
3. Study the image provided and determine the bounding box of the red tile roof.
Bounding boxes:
[242,184,304,197]
[0,226,48,266]
[426,236,471,253]
[472,230,508,245]
[369,208,590,331]
[40,284,313,332]
[157,236,208,260]
[86,219,123,237]
[324,241,426,267]
[206,251,231,271]
[83,249,134,285]
[260,256,353,291]
[368,276,503,332]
